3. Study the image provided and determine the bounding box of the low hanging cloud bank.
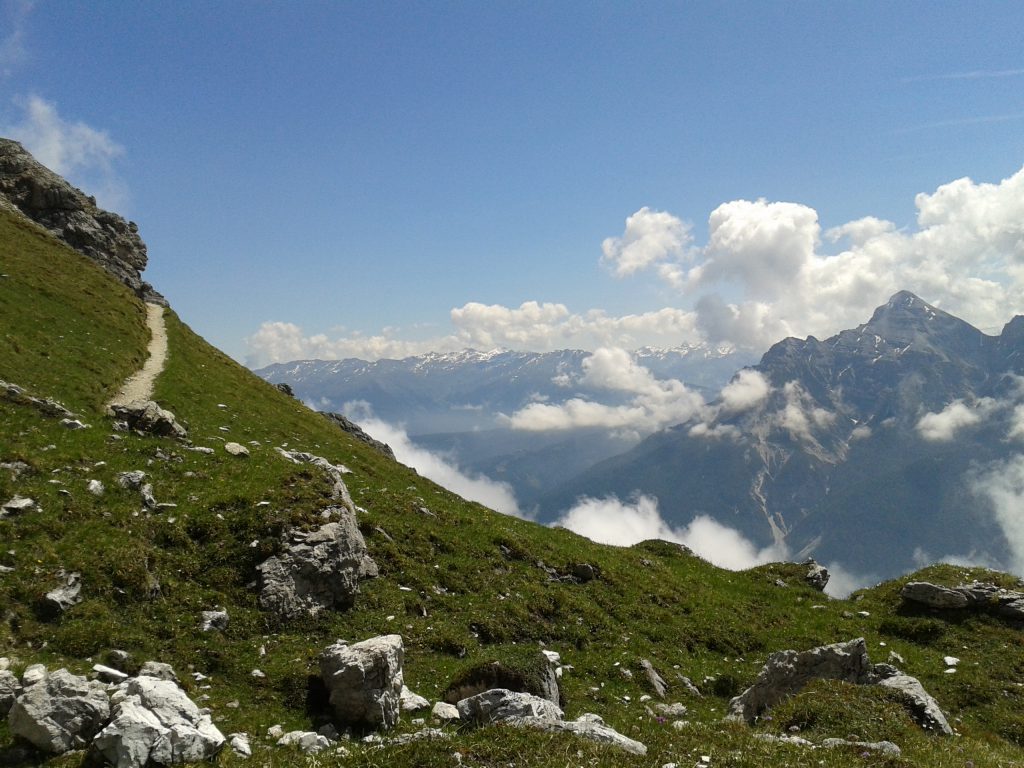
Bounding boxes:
[553,493,787,571]
[341,402,524,519]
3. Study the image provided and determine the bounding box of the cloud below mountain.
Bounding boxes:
[553,493,787,571]
[342,402,524,519]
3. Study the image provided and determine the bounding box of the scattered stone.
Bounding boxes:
[22,663,47,686]
[266,725,285,740]
[0,460,30,479]
[140,484,157,509]
[432,701,460,722]
[8,668,110,753]
[137,662,177,683]
[276,731,330,753]
[44,571,82,615]
[93,664,129,684]
[675,674,702,697]
[2,495,37,516]
[572,563,597,582]
[257,517,378,619]
[60,418,90,430]
[200,609,229,632]
[92,675,225,767]
[640,659,668,698]
[804,560,830,591]
[224,442,249,457]
[229,733,251,758]
[873,668,953,735]
[400,685,430,711]
[116,471,147,490]
[317,723,340,740]
[108,401,187,439]
[320,634,404,730]
[185,446,215,455]
[654,702,688,717]
[87,479,105,496]
[456,689,563,724]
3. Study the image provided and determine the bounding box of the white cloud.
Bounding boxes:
[971,455,1024,575]
[719,369,770,413]
[343,402,524,519]
[600,207,692,278]
[554,494,787,570]
[821,561,878,599]
[503,347,707,436]
[1,94,127,209]
[916,399,990,441]
[608,165,1024,349]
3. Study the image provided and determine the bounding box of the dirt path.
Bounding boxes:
[109,302,167,407]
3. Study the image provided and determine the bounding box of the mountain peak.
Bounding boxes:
[860,290,982,353]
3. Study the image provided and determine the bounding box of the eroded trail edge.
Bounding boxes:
[108,302,167,407]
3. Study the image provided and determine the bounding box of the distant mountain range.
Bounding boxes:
[542,291,1024,578]
[256,345,753,435]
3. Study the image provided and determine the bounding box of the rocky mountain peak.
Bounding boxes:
[0,138,163,304]
[859,290,983,356]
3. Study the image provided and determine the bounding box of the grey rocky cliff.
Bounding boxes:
[0,138,162,304]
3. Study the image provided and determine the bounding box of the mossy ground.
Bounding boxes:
[2,207,1024,766]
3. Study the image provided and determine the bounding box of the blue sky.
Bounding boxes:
[3,0,1023,364]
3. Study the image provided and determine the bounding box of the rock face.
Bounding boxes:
[108,401,187,439]
[92,676,225,768]
[0,138,161,303]
[727,637,953,735]
[8,668,111,753]
[319,635,404,730]
[257,517,378,619]
[728,638,871,724]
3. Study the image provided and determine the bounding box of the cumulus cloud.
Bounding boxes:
[971,455,1024,574]
[343,402,524,518]
[554,494,787,570]
[608,165,1024,350]
[503,347,706,436]
[916,399,991,441]
[600,207,693,279]
[1,94,127,208]
[821,562,879,599]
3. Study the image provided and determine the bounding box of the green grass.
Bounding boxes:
[2,204,1024,766]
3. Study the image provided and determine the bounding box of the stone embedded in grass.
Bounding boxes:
[400,685,430,711]
[0,669,20,715]
[224,442,249,457]
[200,609,229,632]
[320,634,404,730]
[1,495,37,516]
[108,401,187,440]
[43,571,82,615]
[456,689,562,724]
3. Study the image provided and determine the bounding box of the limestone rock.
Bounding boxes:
[276,731,330,753]
[228,732,251,758]
[8,668,111,753]
[431,701,460,722]
[320,412,396,460]
[92,665,129,684]
[257,518,378,619]
[275,448,356,513]
[900,582,970,609]
[116,471,148,490]
[456,689,563,724]
[108,402,186,440]
[0,138,161,303]
[515,715,647,755]
[22,663,47,686]
[874,670,953,735]
[804,560,830,591]
[224,442,249,457]
[640,659,668,698]
[821,738,901,755]
[727,638,871,723]
[92,676,225,768]
[2,495,37,516]
[0,669,20,715]
[200,609,229,632]
[136,662,177,683]
[87,480,105,496]
[400,685,430,711]
[319,635,404,730]
[44,571,82,615]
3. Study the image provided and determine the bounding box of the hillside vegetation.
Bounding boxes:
[3,205,1024,766]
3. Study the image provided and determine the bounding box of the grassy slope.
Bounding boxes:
[2,206,1024,766]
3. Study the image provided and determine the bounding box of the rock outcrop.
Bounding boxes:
[108,401,187,440]
[8,668,111,753]
[257,517,378,619]
[319,635,404,730]
[727,637,952,735]
[0,138,161,303]
[901,580,1024,620]
[92,676,225,768]
[0,669,20,715]
[321,412,396,460]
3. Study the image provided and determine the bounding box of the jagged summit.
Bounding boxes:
[0,137,163,304]
[859,290,984,356]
